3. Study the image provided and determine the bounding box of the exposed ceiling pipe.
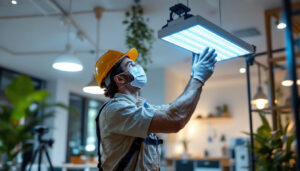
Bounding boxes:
[0,11,94,19]
[47,0,98,50]
[94,7,104,55]
[0,45,98,56]
[0,9,124,20]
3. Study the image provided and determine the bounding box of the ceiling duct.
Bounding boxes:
[232,27,261,38]
[29,0,59,15]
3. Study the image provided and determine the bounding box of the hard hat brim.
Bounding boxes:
[122,48,138,62]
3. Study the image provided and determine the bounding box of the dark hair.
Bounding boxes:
[101,57,126,98]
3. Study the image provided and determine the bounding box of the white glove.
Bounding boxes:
[191,47,217,84]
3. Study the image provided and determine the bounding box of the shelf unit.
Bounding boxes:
[196,115,232,120]
[252,105,292,114]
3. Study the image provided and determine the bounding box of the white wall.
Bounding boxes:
[141,67,166,105]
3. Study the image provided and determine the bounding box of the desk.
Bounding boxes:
[166,157,230,171]
[57,163,98,171]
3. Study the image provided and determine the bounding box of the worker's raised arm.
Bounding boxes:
[148,48,217,133]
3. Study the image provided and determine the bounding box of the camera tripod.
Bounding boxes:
[27,130,54,171]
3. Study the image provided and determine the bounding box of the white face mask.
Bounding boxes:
[128,64,147,89]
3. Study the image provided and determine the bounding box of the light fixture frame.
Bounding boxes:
[158,15,255,61]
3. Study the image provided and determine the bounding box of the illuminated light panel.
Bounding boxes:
[159,15,254,61]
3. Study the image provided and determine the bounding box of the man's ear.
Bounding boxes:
[114,75,126,85]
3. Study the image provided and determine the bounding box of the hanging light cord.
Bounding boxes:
[219,0,222,27]
[96,18,100,57]
[67,0,72,44]
[186,0,189,7]
[258,64,262,86]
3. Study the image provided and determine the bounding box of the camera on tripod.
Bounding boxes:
[28,125,55,171]
[33,125,54,147]
[34,125,49,135]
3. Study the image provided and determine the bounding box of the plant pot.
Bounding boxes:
[88,157,96,163]
[70,156,83,164]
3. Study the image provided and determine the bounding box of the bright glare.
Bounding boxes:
[253,99,268,109]
[277,22,286,29]
[281,79,300,86]
[52,62,83,72]
[281,80,293,86]
[83,86,104,94]
[175,144,184,155]
[162,25,250,61]
[11,0,17,5]
[239,68,246,74]
[188,126,196,136]
[85,144,95,152]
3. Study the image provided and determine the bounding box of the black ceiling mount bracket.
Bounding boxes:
[163,3,193,28]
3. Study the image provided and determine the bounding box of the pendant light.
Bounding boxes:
[251,64,268,109]
[83,7,104,94]
[281,70,300,86]
[83,77,104,94]
[276,20,286,30]
[52,0,83,72]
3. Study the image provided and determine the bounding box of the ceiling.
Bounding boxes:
[0,0,293,90]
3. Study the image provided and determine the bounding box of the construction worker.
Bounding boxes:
[94,47,217,171]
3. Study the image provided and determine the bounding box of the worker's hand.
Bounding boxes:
[191,47,217,84]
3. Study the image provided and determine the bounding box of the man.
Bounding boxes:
[94,47,217,171]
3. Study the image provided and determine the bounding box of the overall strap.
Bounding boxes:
[144,137,163,145]
[116,137,144,171]
[95,100,111,170]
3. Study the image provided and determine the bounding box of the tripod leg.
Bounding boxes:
[27,146,41,171]
[42,146,54,171]
[38,146,43,171]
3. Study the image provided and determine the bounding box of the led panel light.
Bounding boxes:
[158,15,255,61]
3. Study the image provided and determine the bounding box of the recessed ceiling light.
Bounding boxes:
[11,0,17,5]
[239,67,246,74]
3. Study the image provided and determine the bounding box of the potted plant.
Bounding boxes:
[221,104,230,117]
[122,0,155,70]
[0,75,73,170]
[244,113,296,170]
[87,151,96,163]
[70,147,85,164]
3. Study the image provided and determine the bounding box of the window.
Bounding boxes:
[66,93,104,162]
[86,100,102,152]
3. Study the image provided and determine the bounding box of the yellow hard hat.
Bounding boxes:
[94,48,138,88]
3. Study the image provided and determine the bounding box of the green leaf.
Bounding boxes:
[258,113,271,131]
[5,75,34,106]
